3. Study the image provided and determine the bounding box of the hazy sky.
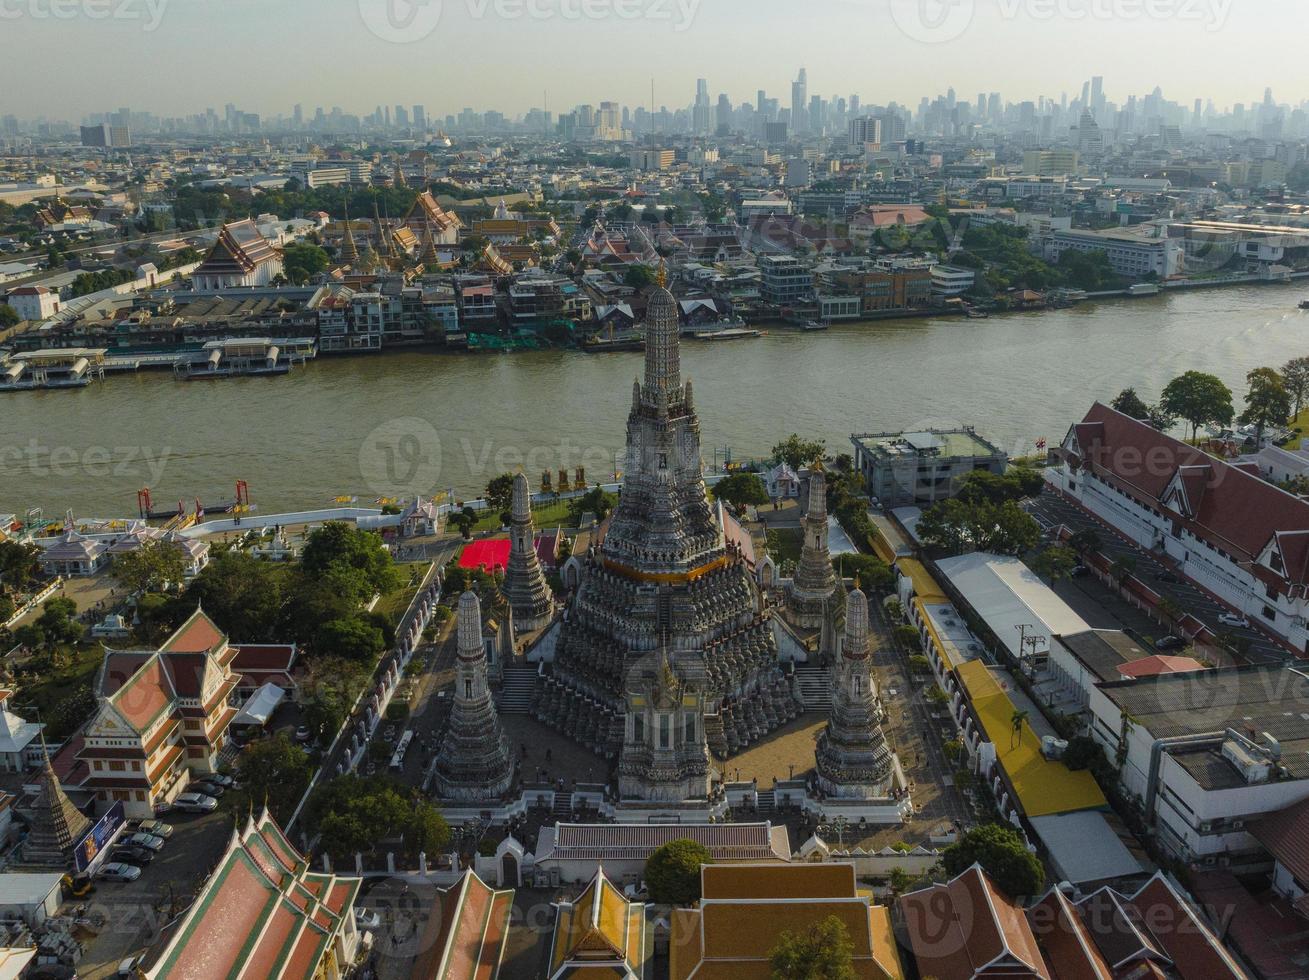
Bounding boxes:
[3,0,1306,120]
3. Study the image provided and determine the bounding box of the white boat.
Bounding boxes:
[693,327,762,341]
[802,319,829,331]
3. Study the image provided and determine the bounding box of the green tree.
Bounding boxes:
[0,540,40,590]
[769,914,857,980]
[918,499,1039,557]
[569,486,617,524]
[315,616,386,662]
[484,473,516,513]
[237,733,311,820]
[301,522,400,595]
[1029,546,1077,584]
[838,554,895,593]
[711,473,769,511]
[113,540,187,595]
[1068,529,1102,557]
[644,839,711,905]
[771,434,826,470]
[1239,366,1292,446]
[280,242,330,284]
[1282,356,1309,417]
[35,597,83,649]
[449,506,478,539]
[1111,387,1151,420]
[1160,370,1235,441]
[182,551,285,641]
[300,656,369,744]
[0,304,18,328]
[624,264,656,289]
[942,823,1045,899]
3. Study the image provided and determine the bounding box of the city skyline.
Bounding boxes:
[2,0,1306,120]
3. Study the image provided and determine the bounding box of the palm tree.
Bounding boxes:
[1010,709,1029,749]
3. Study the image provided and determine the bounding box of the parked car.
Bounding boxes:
[191,781,226,798]
[295,725,313,743]
[1156,635,1189,651]
[354,907,381,931]
[1218,612,1250,629]
[117,956,145,978]
[1070,564,1090,578]
[199,772,237,789]
[123,832,166,852]
[97,862,142,882]
[172,792,218,813]
[110,845,155,866]
[134,819,173,839]
[382,725,397,743]
[1156,570,1180,584]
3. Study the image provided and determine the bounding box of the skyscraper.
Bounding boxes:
[693,78,711,134]
[791,67,808,134]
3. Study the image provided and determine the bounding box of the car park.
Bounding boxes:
[110,845,155,866]
[172,792,218,813]
[1218,612,1250,628]
[97,862,142,882]
[123,832,166,851]
[133,819,173,839]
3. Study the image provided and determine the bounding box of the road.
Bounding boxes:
[1026,493,1285,664]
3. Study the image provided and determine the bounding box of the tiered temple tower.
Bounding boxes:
[535,264,795,786]
[22,754,91,870]
[814,586,897,798]
[432,592,515,801]
[338,211,360,266]
[500,473,554,632]
[785,467,838,630]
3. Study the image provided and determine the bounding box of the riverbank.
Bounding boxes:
[4,282,1306,517]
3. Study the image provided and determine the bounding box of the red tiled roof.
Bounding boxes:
[1063,404,1309,573]
[161,607,225,654]
[1126,874,1248,980]
[111,657,174,732]
[1252,798,1309,896]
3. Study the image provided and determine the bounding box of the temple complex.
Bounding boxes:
[814,585,901,800]
[432,592,515,802]
[500,472,554,632]
[534,264,797,800]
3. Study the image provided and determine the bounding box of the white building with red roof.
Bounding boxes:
[1051,402,1309,655]
[79,607,239,817]
[5,285,59,323]
[144,810,362,979]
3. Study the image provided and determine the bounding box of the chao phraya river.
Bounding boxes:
[4,284,1307,517]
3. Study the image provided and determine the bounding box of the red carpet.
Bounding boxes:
[458,538,511,573]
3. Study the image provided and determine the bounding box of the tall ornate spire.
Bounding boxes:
[392,160,407,188]
[641,266,681,410]
[432,591,515,801]
[419,220,440,268]
[500,473,554,632]
[815,585,899,800]
[21,752,91,869]
[786,467,838,630]
[338,207,359,265]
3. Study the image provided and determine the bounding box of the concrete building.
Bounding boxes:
[851,428,1007,507]
[1022,148,1080,176]
[1049,228,1184,280]
[1049,402,1309,655]
[5,286,59,323]
[929,264,976,297]
[758,253,812,305]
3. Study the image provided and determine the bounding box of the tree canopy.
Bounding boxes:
[772,434,827,471]
[307,774,449,862]
[280,242,330,284]
[1160,370,1234,441]
[917,498,1041,557]
[769,915,858,980]
[238,733,311,821]
[113,540,186,595]
[643,838,710,905]
[1111,387,1150,420]
[711,472,769,511]
[1281,356,1309,417]
[943,823,1045,899]
[1239,366,1291,444]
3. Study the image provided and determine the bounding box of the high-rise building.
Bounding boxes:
[412,104,426,130]
[693,77,711,134]
[791,67,808,134]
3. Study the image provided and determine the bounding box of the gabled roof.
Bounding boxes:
[1061,403,1309,572]
[1027,888,1113,980]
[1125,873,1248,979]
[902,865,1050,980]
[548,867,646,979]
[146,810,361,980]
[410,869,514,980]
[160,606,226,654]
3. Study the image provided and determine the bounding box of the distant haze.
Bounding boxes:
[1,0,1306,119]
